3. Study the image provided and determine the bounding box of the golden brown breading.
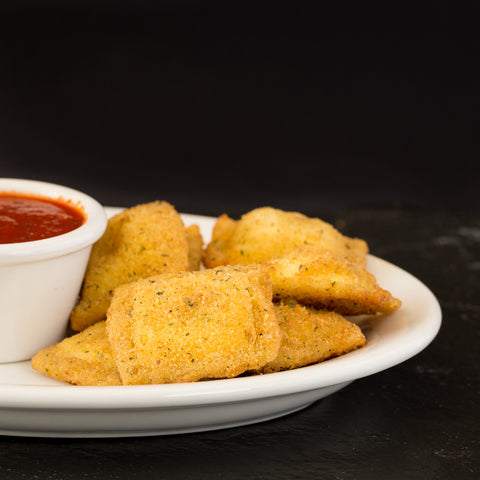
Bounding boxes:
[260,300,366,373]
[266,247,402,315]
[186,224,204,270]
[203,213,236,267]
[204,207,368,268]
[70,201,191,332]
[106,265,282,385]
[31,321,122,386]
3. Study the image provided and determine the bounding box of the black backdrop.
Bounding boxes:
[0,1,478,217]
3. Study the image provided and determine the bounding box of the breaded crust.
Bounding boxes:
[204,207,368,268]
[31,321,122,386]
[70,201,191,332]
[106,265,282,385]
[266,247,402,315]
[260,300,366,373]
[186,224,204,271]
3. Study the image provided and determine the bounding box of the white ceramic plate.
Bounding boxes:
[0,209,442,438]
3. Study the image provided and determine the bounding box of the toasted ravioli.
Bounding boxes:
[204,207,368,268]
[31,321,122,386]
[106,265,281,385]
[70,201,191,332]
[260,300,366,373]
[186,224,204,270]
[267,247,402,315]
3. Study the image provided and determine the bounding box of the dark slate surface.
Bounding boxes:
[0,2,479,478]
[1,211,478,480]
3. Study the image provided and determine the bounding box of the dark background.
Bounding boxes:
[0,0,478,217]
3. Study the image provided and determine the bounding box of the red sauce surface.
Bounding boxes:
[0,193,86,244]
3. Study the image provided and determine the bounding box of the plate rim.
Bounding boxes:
[0,210,442,412]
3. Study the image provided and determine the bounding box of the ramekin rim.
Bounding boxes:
[0,178,107,264]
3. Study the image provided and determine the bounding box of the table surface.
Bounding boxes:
[0,3,479,479]
[0,208,478,479]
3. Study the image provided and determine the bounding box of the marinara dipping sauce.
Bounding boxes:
[0,193,86,244]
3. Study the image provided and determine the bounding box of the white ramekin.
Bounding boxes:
[0,178,107,363]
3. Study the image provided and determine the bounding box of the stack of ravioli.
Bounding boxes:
[32,204,401,386]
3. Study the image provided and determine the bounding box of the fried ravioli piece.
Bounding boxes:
[186,224,204,270]
[203,207,368,268]
[31,321,122,386]
[266,247,402,315]
[106,265,281,385]
[70,201,191,332]
[260,300,366,373]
